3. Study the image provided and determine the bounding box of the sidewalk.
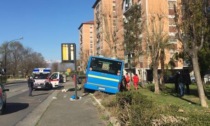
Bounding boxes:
[35,80,107,126]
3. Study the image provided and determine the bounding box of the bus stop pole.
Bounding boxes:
[74,48,78,99]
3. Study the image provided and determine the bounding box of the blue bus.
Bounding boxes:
[84,56,124,94]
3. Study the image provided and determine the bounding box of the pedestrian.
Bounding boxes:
[174,72,179,93]
[27,76,34,96]
[183,69,191,94]
[125,73,130,90]
[176,71,185,97]
[119,75,127,91]
[133,73,139,90]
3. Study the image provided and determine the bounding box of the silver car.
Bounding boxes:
[0,83,9,115]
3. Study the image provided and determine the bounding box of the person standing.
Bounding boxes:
[176,71,185,97]
[183,69,191,94]
[27,76,34,96]
[125,73,130,90]
[133,73,139,90]
[174,72,179,93]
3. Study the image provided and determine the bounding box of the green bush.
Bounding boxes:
[0,76,7,83]
[115,91,202,126]
[116,91,132,108]
[116,91,160,126]
[103,82,210,126]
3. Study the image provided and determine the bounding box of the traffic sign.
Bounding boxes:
[61,43,76,63]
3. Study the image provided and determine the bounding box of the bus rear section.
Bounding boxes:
[84,56,124,94]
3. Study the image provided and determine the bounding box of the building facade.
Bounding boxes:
[122,0,184,81]
[93,0,124,59]
[78,21,94,71]
[78,0,184,80]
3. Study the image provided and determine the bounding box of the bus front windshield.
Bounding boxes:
[89,57,122,75]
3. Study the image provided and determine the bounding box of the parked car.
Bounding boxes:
[204,74,210,84]
[48,72,66,88]
[0,83,9,115]
[190,76,196,83]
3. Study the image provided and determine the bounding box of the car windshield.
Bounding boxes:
[34,73,49,79]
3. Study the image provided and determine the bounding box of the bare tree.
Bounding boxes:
[0,41,47,78]
[80,49,90,72]
[123,3,144,79]
[174,0,209,107]
[21,48,34,76]
[51,62,59,72]
[146,14,169,94]
[159,37,176,88]
[8,41,25,77]
[101,0,124,58]
[0,42,10,76]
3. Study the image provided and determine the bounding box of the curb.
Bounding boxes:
[90,94,120,126]
[16,90,59,126]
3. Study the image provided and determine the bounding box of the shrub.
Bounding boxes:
[102,84,210,126]
[116,91,160,126]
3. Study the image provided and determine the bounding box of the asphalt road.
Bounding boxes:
[0,82,54,126]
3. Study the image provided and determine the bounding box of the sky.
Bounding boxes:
[0,0,95,62]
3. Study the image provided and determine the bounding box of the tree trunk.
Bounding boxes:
[159,49,165,90]
[153,62,160,94]
[192,51,208,108]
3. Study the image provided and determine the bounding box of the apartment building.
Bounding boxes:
[78,0,183,80]
[78,21,94,71]
[122,0,184,81]
[92,0,124,59]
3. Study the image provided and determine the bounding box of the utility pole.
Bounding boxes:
[61,43,79,100]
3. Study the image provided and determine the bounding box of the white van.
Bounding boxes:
[32,68,51,89]
[48,72,66,88]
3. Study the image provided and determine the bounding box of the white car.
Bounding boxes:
[48,72,66,88]
[204,74,210,84]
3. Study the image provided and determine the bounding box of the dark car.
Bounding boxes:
[0,83,9,115]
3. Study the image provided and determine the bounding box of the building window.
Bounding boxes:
[168,1,176,9]
[169,26,176,32]
[123,0,133,12]
[169,9,175,15]
[113,5,116,10]
[113,19,116,26]
[169,36,177,43]
[169,18,175,26]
